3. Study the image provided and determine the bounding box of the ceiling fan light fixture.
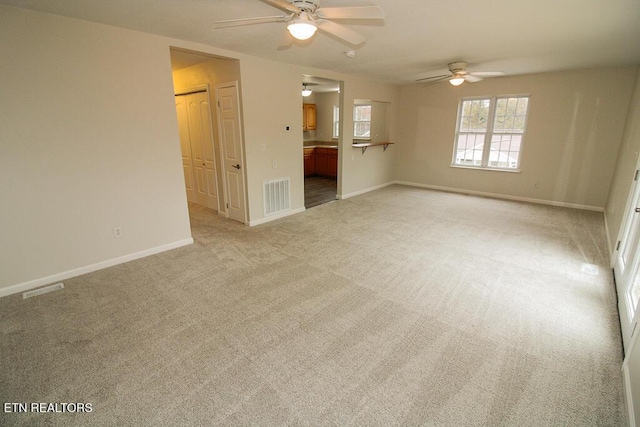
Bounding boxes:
[287,13,318,40]
[449,75,465,86]
[302,84,312,97]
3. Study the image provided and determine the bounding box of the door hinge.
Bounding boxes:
[217,100,221,108]
[616,240,621,251]
[635,169,639,181]
[226,203,229,209]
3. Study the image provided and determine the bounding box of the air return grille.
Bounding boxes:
[264,177,290,216]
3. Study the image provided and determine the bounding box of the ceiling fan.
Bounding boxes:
[214,0,384,46]
[417,61,505,86]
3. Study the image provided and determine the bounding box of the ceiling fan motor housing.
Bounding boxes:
[448,61,469,75]
[290,0,320,13]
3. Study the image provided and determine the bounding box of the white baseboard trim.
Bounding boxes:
[0,238,194,299]
[338,182,394,200]
[393,181,605,212]
[623,360,635,427]
[249,207,306,227]
[604,211,616,267]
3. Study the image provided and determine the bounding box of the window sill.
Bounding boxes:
[450,164,521,173]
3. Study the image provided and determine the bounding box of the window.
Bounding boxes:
[353,104,371,139]
[453,96,529,170]
[333,105,340,138]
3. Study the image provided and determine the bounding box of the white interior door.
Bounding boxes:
[186,91,218,210]
[216,82,247,224]
[614,167,640,352]
[175,90,219,211]
[175,96,197,203]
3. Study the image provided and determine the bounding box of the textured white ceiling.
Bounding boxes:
[2,0,639,84]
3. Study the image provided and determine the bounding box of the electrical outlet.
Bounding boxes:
[113,227,122,238]
[261,143,266,152]
[533,181,539,190]
[272,160,277,169]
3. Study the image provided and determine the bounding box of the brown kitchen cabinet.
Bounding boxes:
[303,103,317,131]
[327,150,338,178]
[315,148,329,176]
[306,147,337,179]
[303,147,315,177]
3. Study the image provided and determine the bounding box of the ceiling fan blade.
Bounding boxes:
[464,74,483,83]
[316,6,385,20]
[469,71,506,77]
[316,20,366,45]
[259,0,300,14]
[419,76,450,87]
[214,15,287,28]
[416,74,450,82]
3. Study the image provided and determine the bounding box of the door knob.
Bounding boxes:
[232,164,241,169]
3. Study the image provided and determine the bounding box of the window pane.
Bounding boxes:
[460,99,488,132]
[353,105,371,138]
[455,133,484,166]
[354,122,370,138]
[516,98,529,115]
[489,134,520,169]
[494,97,528,134]
[354,105,371,121]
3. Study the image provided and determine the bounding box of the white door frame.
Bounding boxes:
[614,157,640,351]
[215,81,248,223]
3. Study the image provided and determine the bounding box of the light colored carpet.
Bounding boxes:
[0,185,626,426]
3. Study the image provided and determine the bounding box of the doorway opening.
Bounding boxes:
[302,75,342,209]
[170,48,247,225]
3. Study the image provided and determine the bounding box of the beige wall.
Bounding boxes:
[0,6,192,295]
[314,91,339,143]
[395,68,637,209]
[237,60,401,219]
[239,57,308,223]
[337,77,400,198]
[605,69,640,256]
[172,55,240,94]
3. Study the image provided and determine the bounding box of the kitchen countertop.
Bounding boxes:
[304,143,338,149]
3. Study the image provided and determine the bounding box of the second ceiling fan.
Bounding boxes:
[214,0,385,46]
[417,61,505,86]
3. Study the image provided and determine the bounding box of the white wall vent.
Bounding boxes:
[23,282,64,299]
[264,177,290,216]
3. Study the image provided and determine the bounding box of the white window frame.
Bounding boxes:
[332,104,340,139]
[452,95,530,172]
[353,104,372,140]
